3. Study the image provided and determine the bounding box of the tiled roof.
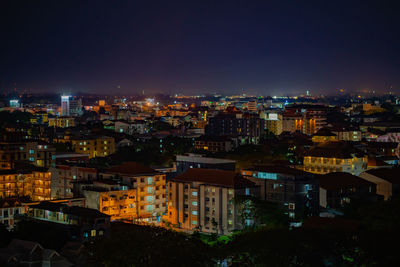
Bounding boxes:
[305,141,365,158]
[172,168,255,188]
[365,167,400,184]
[316,172,374,190]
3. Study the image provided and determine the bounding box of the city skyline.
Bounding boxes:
[1,1,399,95]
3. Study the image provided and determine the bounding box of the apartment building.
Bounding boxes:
[50,165,97,199]
[81,180,137,221]
[303,141,368,175]
[206,112,265,144]
[316,172,377,209]
[242,165,319,219]
[0,166,51,201]
[69,136,115,158]
[282,104,327,135]
[48,116,75,128]
[168,168,257,234]
[27,201,110,242]
[194,135,233,152]
[101,162,167,222]
[0,141,55,170]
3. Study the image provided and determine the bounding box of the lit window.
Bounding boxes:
[192,210,198,215]
[192,220,197,225]
[73,175,76,180]
[228,189,233,195]
[147,177,153,184]
[91,230,96,237]
[192,201,198,206]
[228,220,233,225]
[192,191,198,196]
[29,150,35,154]
[245,188,250,195]
[29,157,34,162]
[147,187,153,193]
[288,203,295,210]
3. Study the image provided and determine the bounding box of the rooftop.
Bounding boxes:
[29,202,110,219]
[173,168,255,188]
[105,162,158,175]
[305,141,365,159]
[243,165,313,177]
[316,172,374,190]
[364,167,400,184]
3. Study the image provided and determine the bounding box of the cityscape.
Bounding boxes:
[1,1,400,267]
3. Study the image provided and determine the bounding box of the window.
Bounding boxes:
[228,220,233,225]
[192,210,198,215]
[192,201,198,206]
[245,188,250,195]
[147,177,153,184]
[192,191,198,197]
[29,149,34,154]
[147,187,153,193]
[91,230,96,237]
[288,203,295,210]
[228,189,233,195]
[192,220,197,225]
[83,232,89,238]
[146,196,154,202]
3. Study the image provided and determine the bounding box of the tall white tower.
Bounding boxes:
[61,95,71,116]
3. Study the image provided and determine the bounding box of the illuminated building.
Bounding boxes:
[31,112,49,124]
[50,165,97,199]
[168,168,257,234]
[81,180,137,221]
[0,198,24,229]
[9,99,20,108]
[67,136,115,158]
[27,201,110,241]
[98,100,106,107]
[194,135,233,152]
[242,165,319,219]
[282,105,327,135]
[247,101,258,112]
[311,128,337,143]
[101,162,167,222]
[303,141,368,175]
[0,166,51,201]
[0,141,55,170]
[48,116,75,128]
[261,112,283,135]
[61,95,71,116]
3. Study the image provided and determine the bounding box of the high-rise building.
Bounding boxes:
[69,98,83,116]
[61,95,71,116]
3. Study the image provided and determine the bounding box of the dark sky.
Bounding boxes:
[1,0,399,95]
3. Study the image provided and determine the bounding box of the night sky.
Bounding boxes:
[1,0,399,95]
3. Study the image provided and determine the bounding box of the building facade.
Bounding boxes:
[168,168,257,234]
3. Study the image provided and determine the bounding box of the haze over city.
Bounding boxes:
[1,0,399,95]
